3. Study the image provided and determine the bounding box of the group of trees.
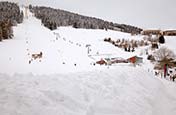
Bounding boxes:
[0,1,23,41]
[0,20,13,41]
[104,37,149,52]
[30,6,142,34]
[144,35,175,68]
[119,24,142,34]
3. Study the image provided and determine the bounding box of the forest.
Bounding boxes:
[30,5,142,34]
[0,1,23,41]
[0,2,143,41]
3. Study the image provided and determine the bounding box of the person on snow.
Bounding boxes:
[164,64,168,78]
[172,75,176,82]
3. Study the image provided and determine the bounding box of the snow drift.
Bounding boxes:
[1,67,176,115]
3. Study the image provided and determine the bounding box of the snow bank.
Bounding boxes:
[0,66,176,115]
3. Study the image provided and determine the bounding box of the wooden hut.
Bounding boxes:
[127,56,143,64]
[141,30,162,35]
[163,30,176,36]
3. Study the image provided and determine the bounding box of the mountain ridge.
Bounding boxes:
[30,5,143,34]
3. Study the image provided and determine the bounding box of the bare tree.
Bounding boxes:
[154,47,175,61]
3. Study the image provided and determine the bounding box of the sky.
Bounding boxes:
[2,0,176,29]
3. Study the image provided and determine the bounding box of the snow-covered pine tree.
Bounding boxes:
[159,35,165,44]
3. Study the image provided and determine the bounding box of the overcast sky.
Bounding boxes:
[2,0,176,29]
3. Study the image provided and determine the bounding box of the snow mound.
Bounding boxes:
[1,67,176,115]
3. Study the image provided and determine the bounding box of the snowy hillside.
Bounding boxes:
[0,11,141,75]
[1,67,176,115]
[1,10,176,115]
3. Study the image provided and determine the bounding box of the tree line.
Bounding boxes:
[30,5,142,34]
[0,1,23,41]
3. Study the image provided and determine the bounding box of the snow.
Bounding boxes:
[164,36,176,54]
[0,68,176,115]
[1,10,176,115]
[0,12,141,75]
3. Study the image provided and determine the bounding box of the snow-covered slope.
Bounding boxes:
[0,13,141,75]
[0,67,176,115]
[164,36,176,54]
[1,11,176,115]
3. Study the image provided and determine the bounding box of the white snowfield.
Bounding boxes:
[0,68,176,115]
[0,12,176,115]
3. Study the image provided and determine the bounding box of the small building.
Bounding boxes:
[95,57,128,65]
[96,58,107,65]
[141,30,162,35]
[163,30,176,36]
[127,56,143,64]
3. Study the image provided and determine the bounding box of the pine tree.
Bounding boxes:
[29,4,32,10]
[0,26,2,41]
[7,20,13,38]
[18,11,24,23]
[0,20,13,41]
[73,22,78,28]
[1,21,7,39]
[159,35,165,44]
